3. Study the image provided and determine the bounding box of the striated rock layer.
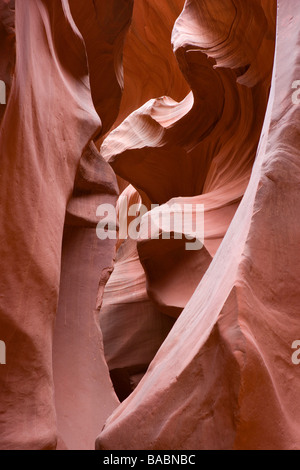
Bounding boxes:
[0,0,126,450]
[97,0,300,450]
[99,0,276,401]
[0,0,299,452]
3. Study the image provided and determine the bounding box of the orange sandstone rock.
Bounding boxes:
[97,0,300,450]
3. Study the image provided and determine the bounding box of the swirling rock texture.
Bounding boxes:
[0,0,126,450]
[97,0,300,451]
[98,0,276,403]
[0,0,299,452]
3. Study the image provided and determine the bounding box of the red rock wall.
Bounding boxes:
[0,0,299,451]
[97,0,300,450]
[0,0,123,450]
[98,0,276,403]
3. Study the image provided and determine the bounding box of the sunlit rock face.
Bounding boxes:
[0,0,14,121]
[98,0,276,404]
[97,0,300,450]
[0,0,299,451]
[0,0,122,450]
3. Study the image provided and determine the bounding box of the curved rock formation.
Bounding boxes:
[69,0,134,136]
[0,0,124,450]
[114,0,189,127]
[1,0,299,452]
[97,0,300,450]
[99,186,176,399]
[53,143,120,450]
[98,0,276,400]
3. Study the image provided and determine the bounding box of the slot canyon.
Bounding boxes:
[0,0,300,451]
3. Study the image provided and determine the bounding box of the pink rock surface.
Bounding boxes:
[0,0,15,121]
[115,0,189,127]
[69,0,134,136]
[0,0,120,450]
[98,0,276,402]
[97,0,300,450]
[99,186,175,400]
[1,0,299,452]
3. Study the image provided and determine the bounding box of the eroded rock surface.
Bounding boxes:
[0,0,122,450]
[97,0,300,450]
[0,0,299,452]
[98,0,276,405]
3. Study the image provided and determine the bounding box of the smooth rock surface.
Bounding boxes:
[98,0,276,404]
[97,0,300,450]
[0,0,120,450]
